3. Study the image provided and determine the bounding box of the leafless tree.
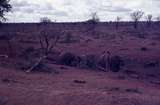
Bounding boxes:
[145,14,153,27]
[26,30,61,72]
[39,31,60,56]
[130,10,144,29]
[115,16,122,30]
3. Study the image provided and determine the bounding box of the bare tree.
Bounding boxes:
[115,16,122,30]
[26,30,61,72]
[146,14,153,27]
[39,31,60,56]
[130,10,144,29]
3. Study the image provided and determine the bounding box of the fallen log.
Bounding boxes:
[26,55,47,73]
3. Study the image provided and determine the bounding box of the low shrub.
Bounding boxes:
[141,47,148,51]
[64,32,72,43]
[21,47,39,60]
[24,47,35,54]
[86,54,97,69]
[59,52,79,66]
[97,57,107,69]
[109,56,123,72]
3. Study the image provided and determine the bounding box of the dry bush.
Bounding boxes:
[58,53,124,73]
[64,32,72,43]
[59,52,80,67]
[59,53,98,70]
[140,47,148,51]
[109,56,123,72]
[85,54,97,69]
[97,57,107,69]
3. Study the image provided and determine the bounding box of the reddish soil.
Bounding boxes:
[0,66,160,105]
[0,23,160,105]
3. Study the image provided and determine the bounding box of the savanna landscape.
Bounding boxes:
[0,0,160,105]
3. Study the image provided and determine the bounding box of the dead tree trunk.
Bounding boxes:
[26,56,47,72]
[26,30,61,73]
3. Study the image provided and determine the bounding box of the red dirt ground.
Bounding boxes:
[0,23,160,105]
[0,66,160,105]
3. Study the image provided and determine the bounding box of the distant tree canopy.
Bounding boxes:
[40,17,52,23]
[0,0,12,22]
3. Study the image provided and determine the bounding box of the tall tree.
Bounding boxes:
[0,0,12,22]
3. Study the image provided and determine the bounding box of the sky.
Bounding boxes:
[5,0,160,22]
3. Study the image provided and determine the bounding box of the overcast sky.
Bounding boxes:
[6,0,160,22]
